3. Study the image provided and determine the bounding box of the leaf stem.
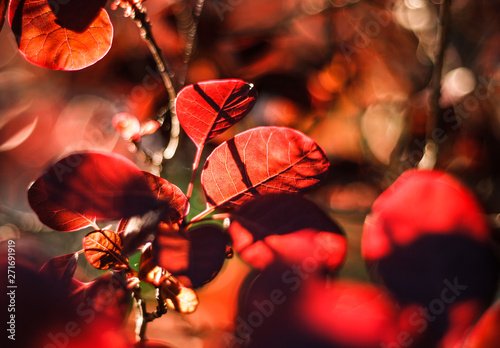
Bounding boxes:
[184,147,203,211]
[188,205,216,226]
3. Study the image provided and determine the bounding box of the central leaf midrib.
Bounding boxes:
[215,149,317,207]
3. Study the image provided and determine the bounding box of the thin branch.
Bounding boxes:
[133,288,148,342]
[178,0,206,87]
[420,0,451,169]
[124,1,180,160]
[132,285,168,343]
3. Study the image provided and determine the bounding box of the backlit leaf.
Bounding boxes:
[176,79,258,149]
[163,284,198,314]
[230,194,346,271]
[8,0,113,70]
[142,171,188,223]
[83,229,127,270]
[38,252,79,285]
[201,126,330,209]
[33,152,158,220]
[28,177,97,231]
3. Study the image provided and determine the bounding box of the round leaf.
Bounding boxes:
[230,193,346,271]
[201,126,330,209]
[361,169,499,333]
[83,229,127,270]
[176,79,258,149]
[28,177,97,232]
[38,252,79,285]
[8,0,113,70]
[142,171,188,223]
[154,224,228,288]
[33,152,158,220]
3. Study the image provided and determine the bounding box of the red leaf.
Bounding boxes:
[142,171,188,223]
[187,224,228,287]
[82,271,131,322]
[83,229,127,270]
[463,299,500,348]
[176,79,258,149]
[38,252,79,285]
[31,152,158,220]
[8,0,112,70]
[0,0,8,31]
[361,170,498,313]
[28,177,97,231]
[201,126,330,209]
[229,194,346,271]
[154,223,228,288]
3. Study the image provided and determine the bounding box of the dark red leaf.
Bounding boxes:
[362,170,492,262]
[176,79,258,149]
[187,224,228,287]
[237,264,402,348]
[8,0,112,70]
[142,171,188,222]
[28,177,97,232]
[154,223,228,288]
[47,0,107,32]
[152,222,189,275]
[361,170,499,345]
[229,193,346,271]
[38,252,78,285]
[201,126,330,209]
[0,0,8,31]
[82,271,131,322]
[83,229,127,270]
[463,299,500,348]
[31,152,158,220]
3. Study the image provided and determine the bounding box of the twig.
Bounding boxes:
[133,287,148,342]
[132,285,168,343]
[420,0,451,169]
[178,0,206,87]
[123,1,180,160]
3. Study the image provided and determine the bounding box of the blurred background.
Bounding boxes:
[1,0,500,347]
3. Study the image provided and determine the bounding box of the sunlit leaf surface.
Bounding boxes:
[177,79,257,149]
[201,126,330,209]
[8,0,112,70]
